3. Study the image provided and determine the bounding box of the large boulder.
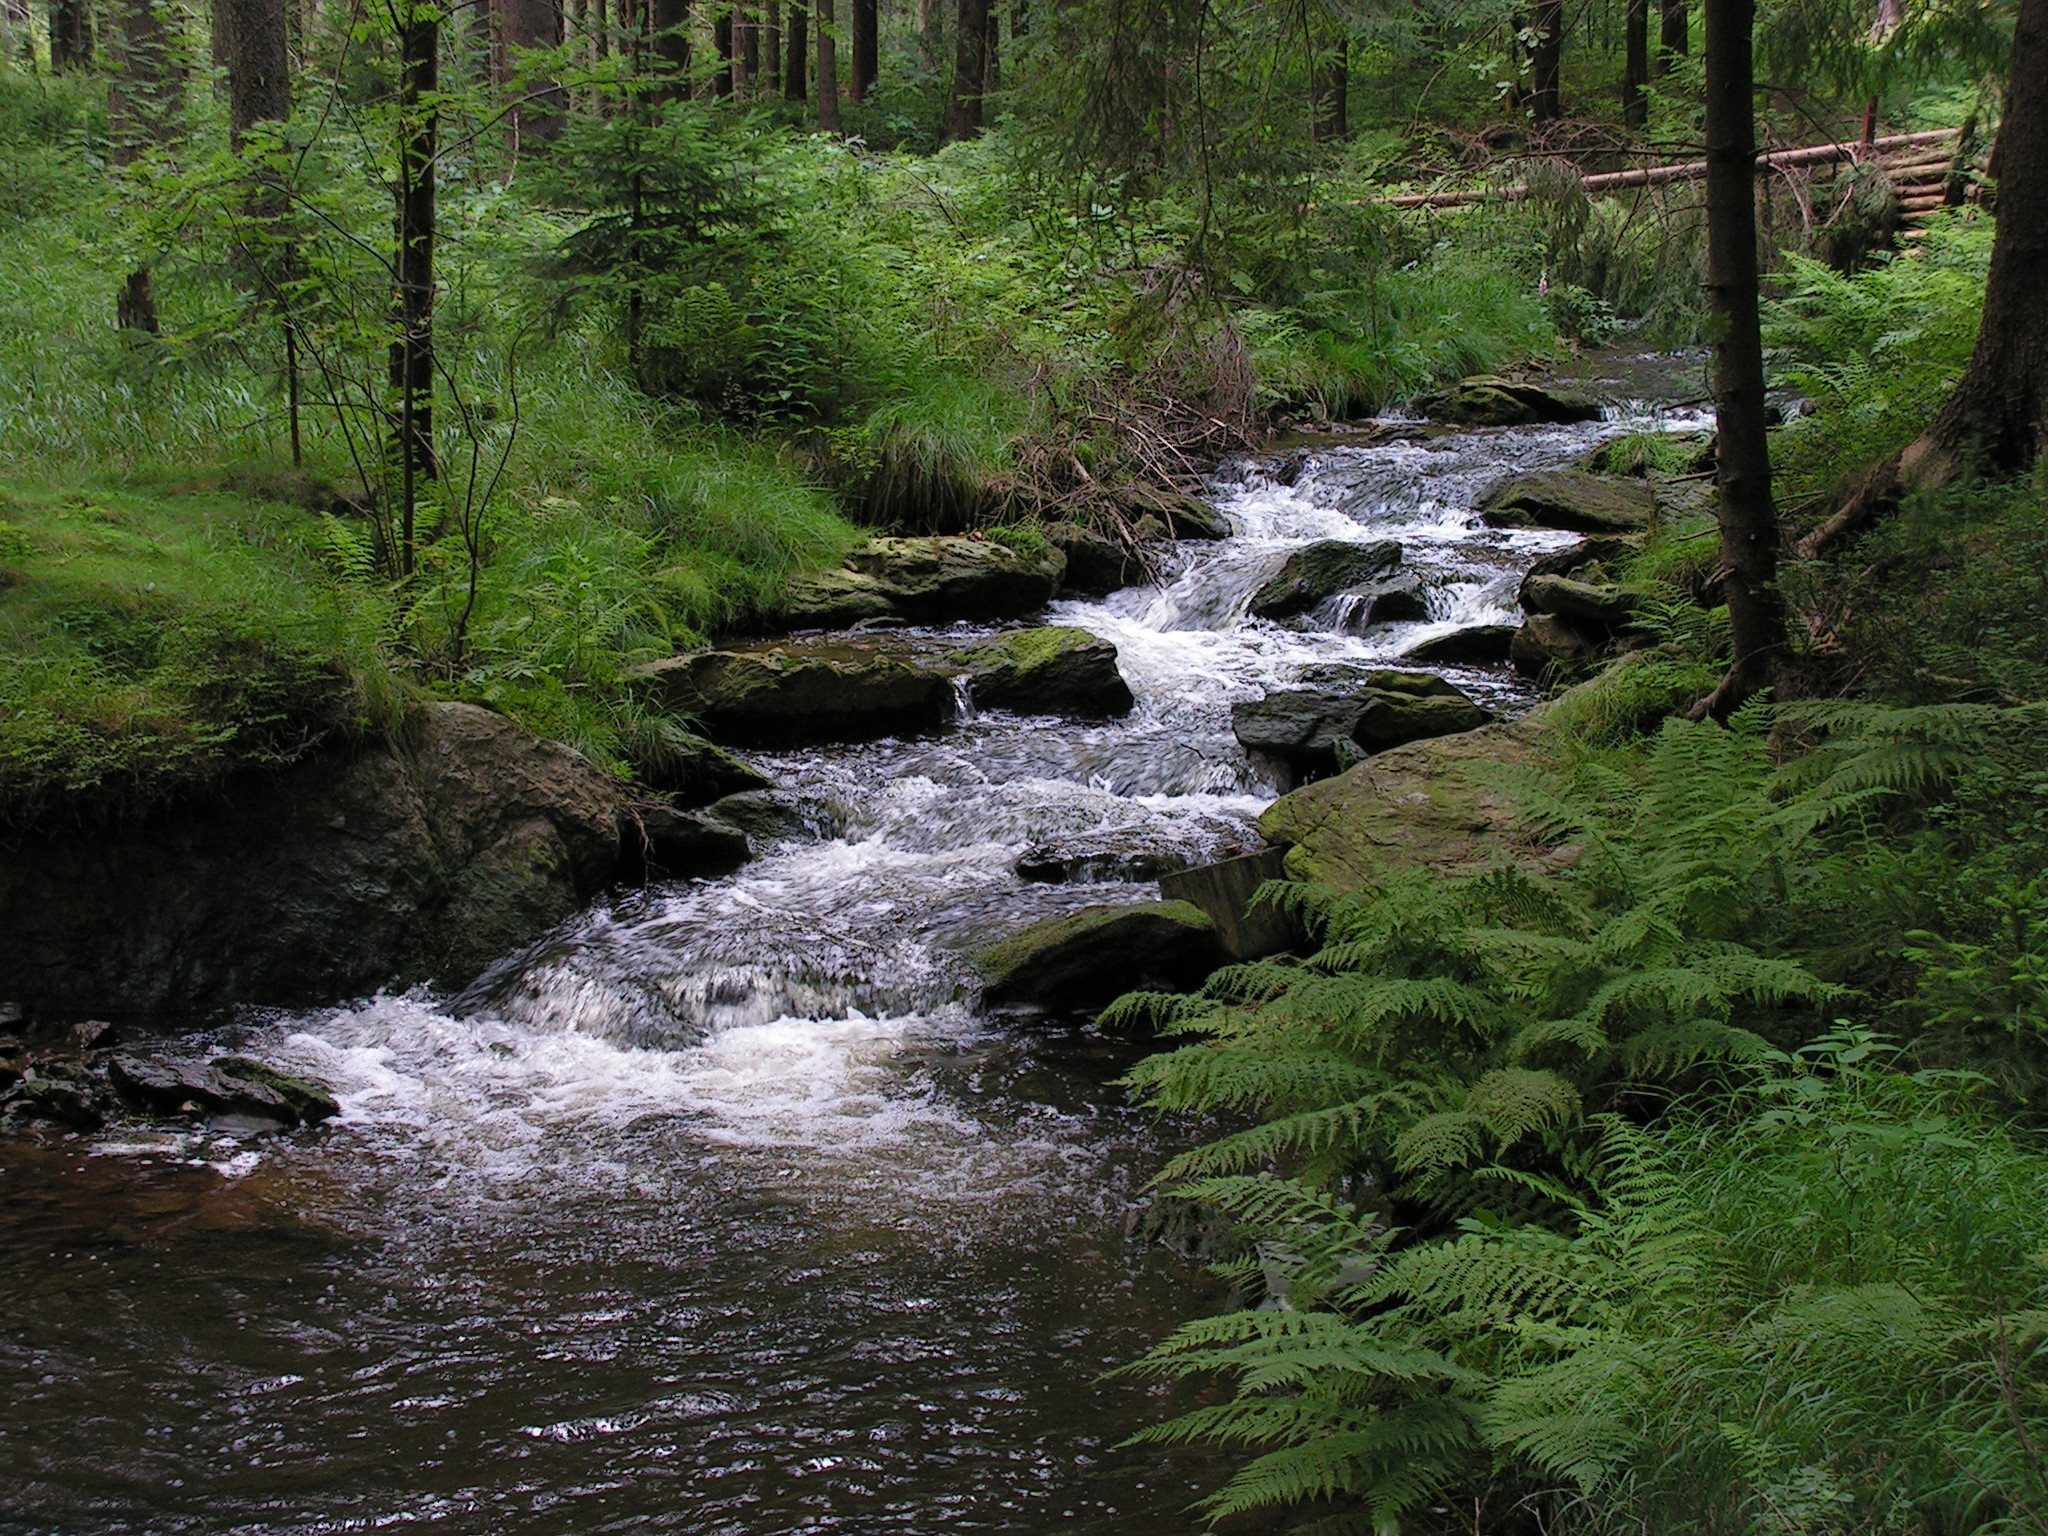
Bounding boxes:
[1521,573,1642,631]
[1248,540,1404,622]
[974,900,1220,1016]
[633,642,957,748]
[1260,717,1543,890]
[1402,624,1518,665]
[1478,471,1657,534]
[1510,613,1607,678]
[619,803,753,883]
[782,535,1067,629]
[1123,484,1232,541]
[1233,671,1492,786]
[1046,523,1144,596]
[622,727,771,807]
[1159,845,1297,962]
[1518,535,1640,596]
[0,702,630,1018]
[1427,376,1603,427]
[1016,831,1192,885]
[951,627,1135,718]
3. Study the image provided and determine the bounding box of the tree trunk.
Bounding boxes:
[1656,0,1685,71]
[499,0,564,149]
[945,0,985,139]
[982,0,996,90]
[1529,0,1563,125]
[211,0,232,81]
[1623,0,1648,127]
[1797,0,2048,558]
[49,0,91,67]
[225,0,298,459]
[739,1,758,93]
[1698,0,1784,714]
[764,0,778,82]
[784,0,804,96]
[914,0,932,70]
[714,4,732,95]
[391,0,438,575]
[108,0,183,334]
[651,0,689,94]
[849,0,872,98]
[1312,32,1347,142]
[1008,0,1022,39]
[814,0,839,129]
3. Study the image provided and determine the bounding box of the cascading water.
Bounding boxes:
[0,378,1712,1535]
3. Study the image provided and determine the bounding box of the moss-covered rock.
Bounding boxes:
[974,899,1220,1016]
[0,702,630,1017]
[1248,540,1405,621]
[1259,716,1542,890]
[1401,624,1518,665]
[623,727,771,807]
[782,535,1066,629]
[951,626,1135,718]
[1045,522,1144,596]
[1427,376,1603,427]
[1510,613,1607,678]
[1479,471,1657,534]
[1123,484,1232,540]
[1233,670,1491,785]
[1520,573,1643,631]
[633,642,957,748]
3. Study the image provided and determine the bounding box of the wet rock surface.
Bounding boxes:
[782,535,1067,629]
[1045,522,1145,596]
[1479,469,1657,533]
[1402,623,1517,664]
[1233,670,1493,786]
[1427,375,1603,427]
[0,702,632,1018]
[1247,539,1404,621]
[622,728,772,808]
[974,900,1221,1017]
[950,627,1136,718]
[634,641,958,749]
[2,1025,340,1137]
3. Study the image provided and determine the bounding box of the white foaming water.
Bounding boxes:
[219,397,1707,1211]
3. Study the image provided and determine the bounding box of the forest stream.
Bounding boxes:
[1,360,1709,1535]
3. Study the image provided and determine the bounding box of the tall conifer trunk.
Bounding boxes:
[849,0,873,99]
[1529,0,1563,124]
[1699,0,1784,713]
[1656,0,1685,70]
[391,0,438,574]
[945,0,985,139]
[783,0,804,96]
[814,0,839,129]
[1623,0,1648,127]
[109,0,182,333]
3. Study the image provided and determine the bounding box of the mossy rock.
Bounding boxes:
[632,642,956,748]
[974,900,1220,1017]
[1235,670,1490,786]
[1259,717,1542,890]
[1401,624,1518,665]
[782,535,1066,629]
[1427,376,1603,427]
[1248,540,1404,621]
[951,626,1135,718]
[1520,573,1642,631]
[1045,523,1143,596]
[1510,613,1608,678]
[623,727,771,808]
[1479,471,1656,534]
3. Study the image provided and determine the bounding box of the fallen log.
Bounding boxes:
[1384,128,1958,209]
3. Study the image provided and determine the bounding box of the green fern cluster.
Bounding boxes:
[1119,700,2048,1530]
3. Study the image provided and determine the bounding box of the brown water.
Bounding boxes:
[0,383,1708,1534]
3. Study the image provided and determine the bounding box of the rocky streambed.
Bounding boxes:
[0,361,1712,1534]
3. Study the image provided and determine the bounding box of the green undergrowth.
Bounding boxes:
[0,475,400,825]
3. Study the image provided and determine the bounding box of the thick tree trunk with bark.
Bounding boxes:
[849,0,873,98]
[1699,0,1785,713]
[814,0,840,130]
[915,0,933,69]
[651,0,689,94]
[498,0,564,149]
[1656,0,1685,71]
[945,0,986,139]
[108,0,183,333]
[1797,0,2048,557]
[783,0,805,96]
[713,5,732,95]
[1623,0,1648,128]
[982,0,996,89]
[225,0,298,459]
[50,0,91,67]
[391,0,438,574]
[739,2,758,93]
[1529,0,1563,125]
[764,0,779,81]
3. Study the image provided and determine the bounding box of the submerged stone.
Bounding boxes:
[974,900,1220,1016]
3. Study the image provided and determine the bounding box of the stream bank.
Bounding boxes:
[0,357,1711,1533]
